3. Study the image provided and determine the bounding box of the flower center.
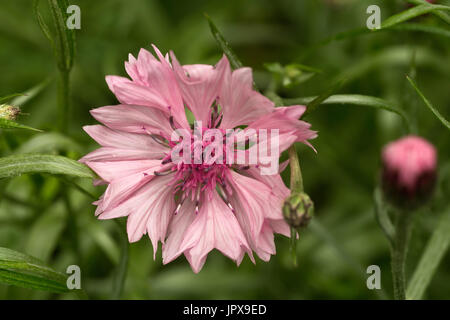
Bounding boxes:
[155,124,235,214]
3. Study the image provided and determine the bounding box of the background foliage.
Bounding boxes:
[0,0,449,299]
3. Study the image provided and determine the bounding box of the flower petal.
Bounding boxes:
[97,175,175,248]
[171,53,229,124]
[178,191,250,273]
[92,163,163,215]
[220,67,274,129]
[162,199,197,264]
[253,222,276,262]
[244,166,290,201]
[81,125,168,161]
[247,105,318,154]
[84,159,161,183]
[90,104,173,137]
[227,171,288,261]
[80,147,164,163]
[107,46,189,130]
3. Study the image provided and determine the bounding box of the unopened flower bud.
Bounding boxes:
[283,192,314,229]
[381,135,437,209]
[0,104,21,120]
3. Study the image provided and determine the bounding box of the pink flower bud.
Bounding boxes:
[381,135,437,209]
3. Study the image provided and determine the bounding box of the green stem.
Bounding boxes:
[290,227,298,267]
[373,188,395,244]
[112,219,129,299]
[58,71,69,134]
[288,144,304,193]
[391,211,413,300]
[63,192,81,265]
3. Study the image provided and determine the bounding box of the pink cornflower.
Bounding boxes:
[382,135,437,209]
[81,45,317,273]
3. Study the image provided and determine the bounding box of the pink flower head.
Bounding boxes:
[81,45,317,273]
[382,135,437,208]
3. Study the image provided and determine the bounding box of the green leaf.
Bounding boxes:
[33,0,54,44]
[284,94,410,129]
[391,23,450,39]
[300,27,369,59]
[0,247,68,293]
[205,14,260,92]
[205,13,243,70]
[381,4,450,29]
[85,222,120,265]
[0,119,43,132]
[15,132,83,154]
[301,20,450,60]
[48,0,76,72]
[304,80,345,117]
[0,154,95,179]
[10,78,51,106]
[406,207,450,300]
[406,75,450,130]
[25,208,67,262]
[35,0,75,72]
[0,93,25,104]
[406,0,450,25]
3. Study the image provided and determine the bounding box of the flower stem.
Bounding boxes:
[373,187,395,244]
[112,219,129,299]
[58,70,70,134]
[391,211,413,300]
[63,192,81,264]
[290,226,298,267]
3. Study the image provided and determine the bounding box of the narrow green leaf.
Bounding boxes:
[36,0,76,72]
[300,27,369,59]
[15,132,83,154]
[284,94,410,129]
[302,20,450,60]
[0,119,43,132]
[10,79,51,106]
[205,13,243,70]
[33,0,54,44]
[406,0,450,25]
[48,0,75,72]
[406,207,450,300]
[0,93,25,104]
[406,75,450,130]
[391,23,450,39]
[0,154,95,179]
[25,209,67,262]
[304,80,345,116]
[0,247,68,293]
[381,4,450,29]
[85,222,120,265]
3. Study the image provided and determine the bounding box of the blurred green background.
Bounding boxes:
[0,0,449,299]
